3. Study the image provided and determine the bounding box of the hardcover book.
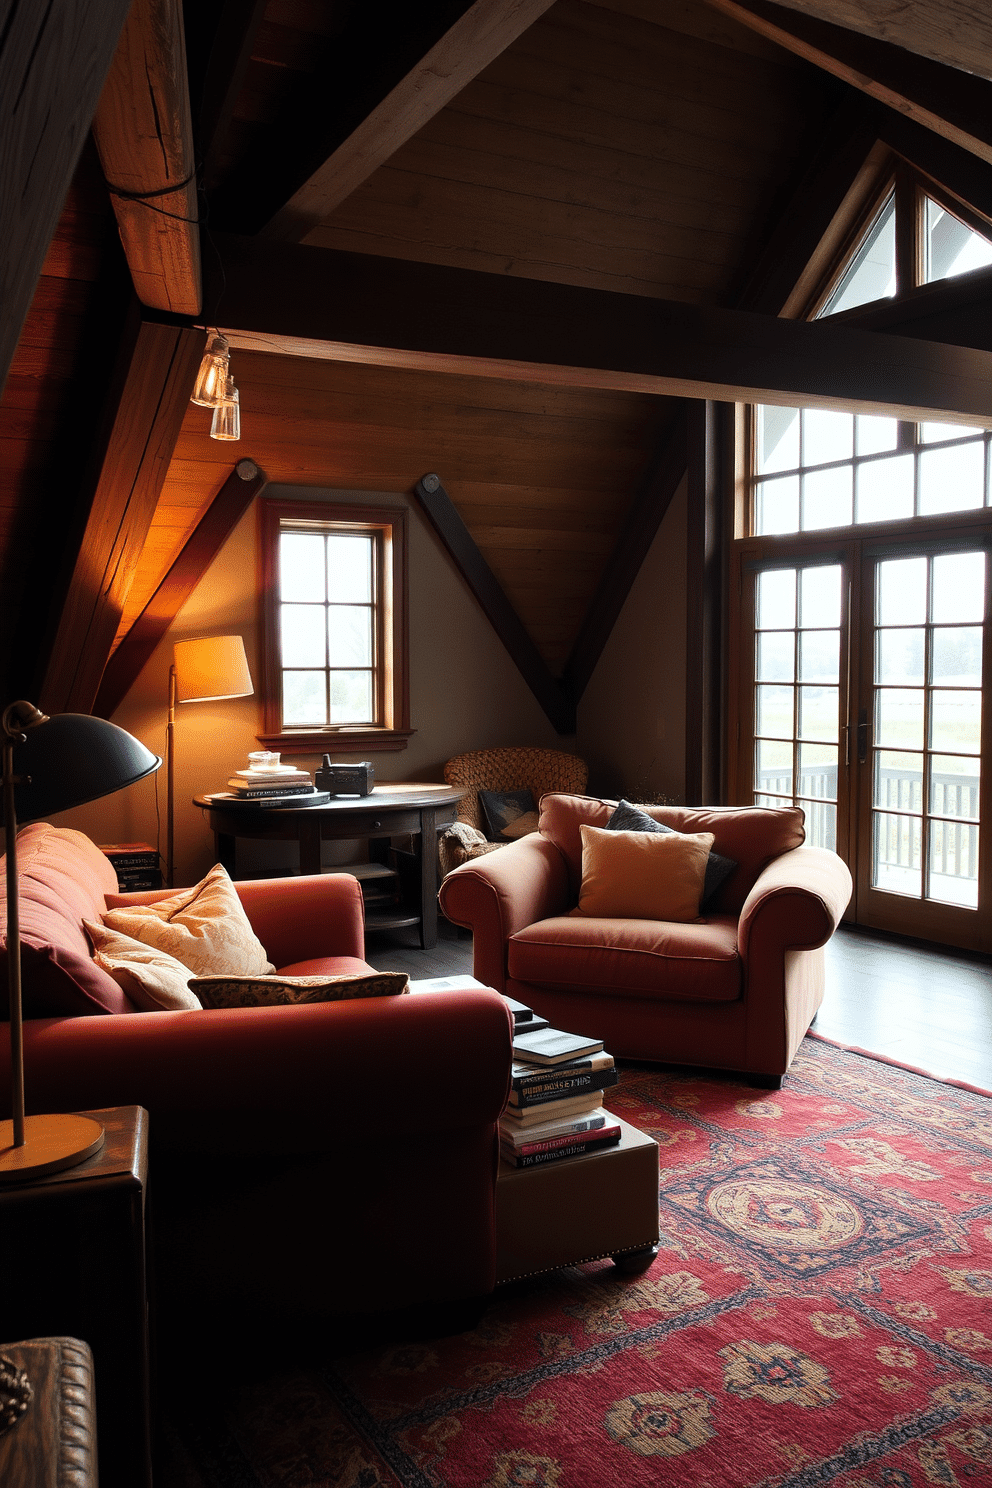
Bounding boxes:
[500,1109,612,1149]
[501,1089,605,1125]
[511,1026,605,1066]
[500,1131,622,1169]
[509,1067,620,1108]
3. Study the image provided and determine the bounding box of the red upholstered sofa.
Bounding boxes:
[439,794,853,1085]
[0,824,513,1323]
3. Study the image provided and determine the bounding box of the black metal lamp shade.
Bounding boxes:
[0,714,161,825]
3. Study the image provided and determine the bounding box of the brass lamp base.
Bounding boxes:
[0,1114,105,1184]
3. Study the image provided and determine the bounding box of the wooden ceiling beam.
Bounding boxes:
[91,0,202,316]
[94,458,267,720]
[208,236,992,424]
[0,0,133,399]
[40,319,205,716]
[701,0,992,168]
[767,0,992,84]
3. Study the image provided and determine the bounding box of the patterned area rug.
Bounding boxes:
[159,1039,992,1487]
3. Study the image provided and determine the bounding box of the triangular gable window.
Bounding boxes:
[924,196,992,283]
[819,189,895,318]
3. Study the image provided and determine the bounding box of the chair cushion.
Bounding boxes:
[509,914,741,1003]
[0,824,135,1017]
[539,795,806,913]
[577,824,714,921]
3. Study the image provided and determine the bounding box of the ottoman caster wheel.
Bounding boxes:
[611,1245,659,1275]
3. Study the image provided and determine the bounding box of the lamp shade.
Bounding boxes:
[0,714,161,825]
[173,635,253,703]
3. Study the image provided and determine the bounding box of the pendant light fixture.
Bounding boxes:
[210,374,241,441]
[190,330,230,407]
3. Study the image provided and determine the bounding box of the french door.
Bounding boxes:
[736,530,990,952]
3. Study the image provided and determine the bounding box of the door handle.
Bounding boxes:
[857,708,870,765]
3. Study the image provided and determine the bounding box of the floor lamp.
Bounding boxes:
[167,636,253,887]
[0,703,161,1182]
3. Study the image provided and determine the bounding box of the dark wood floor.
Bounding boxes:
[366,921,992,1090]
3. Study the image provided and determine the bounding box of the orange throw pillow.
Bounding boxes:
[577,824,715,921]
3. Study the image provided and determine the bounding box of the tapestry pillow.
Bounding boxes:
[83,920,202,1012]
[499,810,540,840]
[190,970,410,1009]
[100,863,274,977]
[478,788,537,841]
[607,799,737,910]
[577,823,715,921]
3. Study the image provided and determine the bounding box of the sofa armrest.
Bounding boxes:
[8,990,512,1152]
[105,872,367,966]
[737,846,853,960]
[439,834,570,994]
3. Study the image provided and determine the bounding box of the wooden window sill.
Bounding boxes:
[255,728,415,754]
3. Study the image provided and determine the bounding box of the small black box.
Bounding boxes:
[315,757,375,795]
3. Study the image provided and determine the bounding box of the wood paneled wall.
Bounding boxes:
[121,350,670,673]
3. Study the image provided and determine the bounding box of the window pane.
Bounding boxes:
[803,409,853,467]
[283,671,326,726]
[931,626,982,686]
[327,534,373,603]
[801,800,836,851]
[757,569,796,629]
[876,688,924,749]
[931,552,986,624]
[803,465,852,530]
[756,476,799,535]
[328,606,372,667]
[756,739,793,796]
[921,420,973,443]
[756,632,795,682]
[280,533,325,601]
[755,793,790,807]
[799,630,840,684]
[924,197,992,283]
[330,671,373,724]
[799,565,841,629]
[856,453,914,525]
[874,752,923,814]
[876,628,925,685]
[877,557,927,625]
[930,756,981,821]
[919,442,984,515]
[928,820,979,907]
[856,415,898,454]
[281,605,325,667]
[821,192,896,315]
[798,685,838,741]
[756,684,793,737]
[872,811,921,897]
[930,689,982,753]
[755,406,799,475]
[798,742,837,801]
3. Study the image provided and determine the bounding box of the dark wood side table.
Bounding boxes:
[0,1107,150,1488]
[195,782,465,948]
[0,1337,97,1488]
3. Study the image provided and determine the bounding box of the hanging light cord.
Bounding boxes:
[104,168,204,224]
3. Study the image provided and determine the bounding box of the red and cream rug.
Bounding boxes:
[161,1038,992,1487]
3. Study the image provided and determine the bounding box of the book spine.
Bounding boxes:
[510,1068,619,1105]
[228,784,314,798]
[105,854,159,868]
[503,1134,622,1168]
[503,1122,620,1157]
[501,1115,608,1149]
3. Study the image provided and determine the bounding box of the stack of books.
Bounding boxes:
[207,765,331,808]
[99,842,162,891]
[500,1001,621,1168]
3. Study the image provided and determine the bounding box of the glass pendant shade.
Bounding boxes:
[210,376,240,441]
[191,332,230,407]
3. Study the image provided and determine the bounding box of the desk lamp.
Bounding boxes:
[167,636,253,886]
[0,703,161,1182]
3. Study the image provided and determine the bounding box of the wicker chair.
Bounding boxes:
[439,747,588,875]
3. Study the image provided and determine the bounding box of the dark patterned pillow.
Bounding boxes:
[189,970,409,1009]
[478,788,537,841]
[606,800,737,911]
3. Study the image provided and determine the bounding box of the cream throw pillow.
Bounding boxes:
[84,920,202,1012]
[101,863,274,977]
[190,971,409,1009]
[577,824,715,921]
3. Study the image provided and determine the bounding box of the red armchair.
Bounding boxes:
[0,825,513,1322]
[439,794,853,1085]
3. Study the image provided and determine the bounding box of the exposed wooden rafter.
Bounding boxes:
[413,474,575,734]
[94,458,268,720]
[0,0,132,398]
[91,0,202,316]
[208,236,992,422]
[196,0,269,188]
[701,0,992,168]
[40,319,205,716]
[768,0,992,84]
